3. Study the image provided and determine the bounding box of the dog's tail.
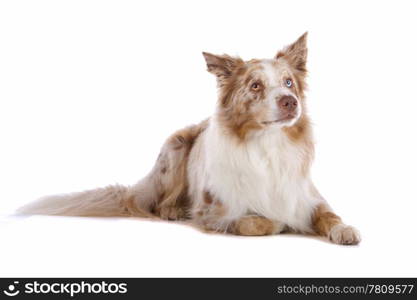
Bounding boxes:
[15,121,208,218]
[16,179,157,218]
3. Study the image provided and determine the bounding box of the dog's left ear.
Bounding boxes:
[276,32,308,73]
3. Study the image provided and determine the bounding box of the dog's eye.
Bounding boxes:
[285,79,293,88]
[251,82,261,91]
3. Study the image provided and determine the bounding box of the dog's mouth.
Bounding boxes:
[262,114,297,125]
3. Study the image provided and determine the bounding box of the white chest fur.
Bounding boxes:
[203,120,318,232]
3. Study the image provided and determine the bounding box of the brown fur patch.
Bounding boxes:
[283,114,314,175]
[230,216,276,236]
[203,191,213,204]
[311,203,342,237]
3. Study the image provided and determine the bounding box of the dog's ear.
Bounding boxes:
[275,32,308,73]
[202,52,242,82]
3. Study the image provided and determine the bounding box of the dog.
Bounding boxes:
[18,33,361,245]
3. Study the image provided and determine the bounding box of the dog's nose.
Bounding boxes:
[277,95,298,112]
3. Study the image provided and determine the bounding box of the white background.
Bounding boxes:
[1,0,416,277]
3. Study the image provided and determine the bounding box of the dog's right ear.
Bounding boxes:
[202,52,242,83]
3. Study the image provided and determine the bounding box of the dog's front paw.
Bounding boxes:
[329,224,361,245]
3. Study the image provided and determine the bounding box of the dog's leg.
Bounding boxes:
[152,133,191,221]
[155,193,187,221]
[311,203,361,245]
[153,120,209,220]
[193,191,285,235]
[229,215,285,236]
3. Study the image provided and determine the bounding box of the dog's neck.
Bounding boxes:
[206,112,314,178]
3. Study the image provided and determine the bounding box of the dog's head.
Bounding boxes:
[203,33,308,140]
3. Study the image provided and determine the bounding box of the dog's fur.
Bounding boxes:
[18,33,361,245]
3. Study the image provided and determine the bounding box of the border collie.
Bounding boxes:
[18,33,361,245]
